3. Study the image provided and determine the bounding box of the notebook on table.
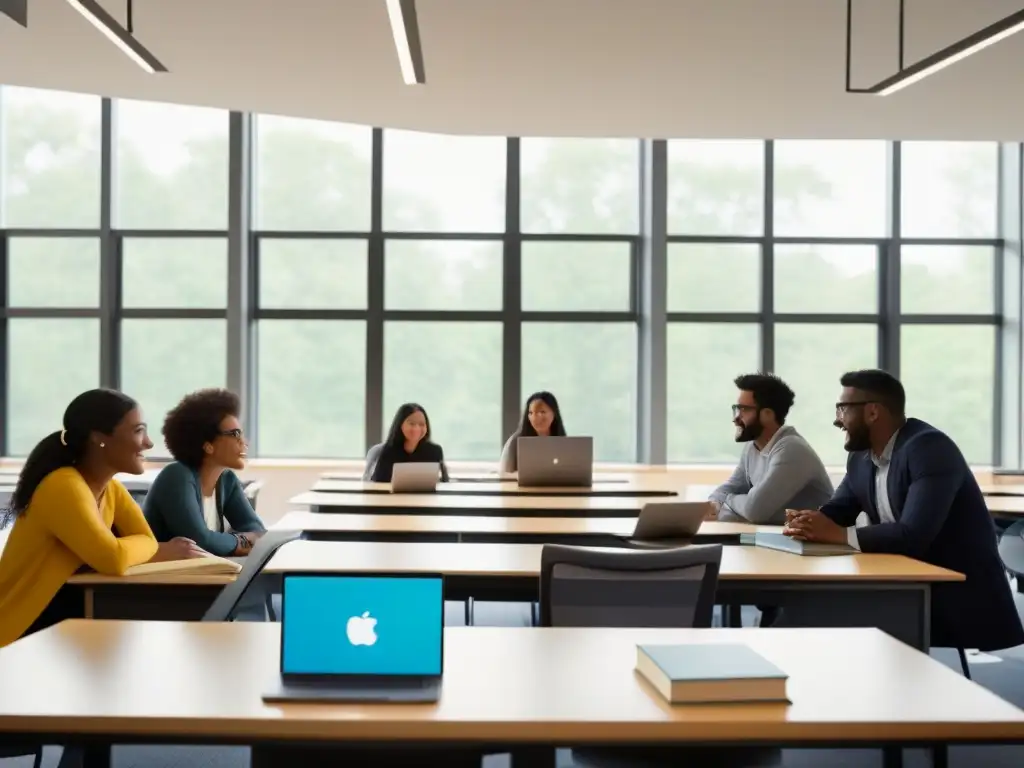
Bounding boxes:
[122,554,242,577]
[754,531,855,556]
[263,571,444,703]
[635,643,789,704]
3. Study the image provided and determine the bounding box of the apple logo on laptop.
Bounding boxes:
[346,611,378,646]
[552,457,559,464]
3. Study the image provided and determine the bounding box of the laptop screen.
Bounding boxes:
[281,574,443,677]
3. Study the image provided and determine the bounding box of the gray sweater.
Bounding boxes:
[709,425,834,525]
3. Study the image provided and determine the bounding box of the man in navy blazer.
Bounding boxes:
[785,369,1023,653]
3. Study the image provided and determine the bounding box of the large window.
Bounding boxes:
[0,86,1010,465]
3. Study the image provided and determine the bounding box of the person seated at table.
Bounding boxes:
[144,388,266,558]
[710,373,833,525]
[0,388,204,648]
[370,403,450,483]
[499,390,567,474]
[786,369,1024,653]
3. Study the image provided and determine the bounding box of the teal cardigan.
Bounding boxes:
[142,461,266,557]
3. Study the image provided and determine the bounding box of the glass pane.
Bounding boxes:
[901,142,998,238]
[8,319,99,455]
[121,320,227,456]
[774,244,877,314]
[774,324,878,467]
[522,242,631,312]
[521,322,636,461]
[521,138,639,234]
[0,86,101,228]
[901,245,995,315]
[383,130,505,232]
[9,238,99,308]
[259,239,367,310]
[258,320,366,457]
[384,240,502,311]
[902,325,994,464]
[667,139,763,235]
[384,322,502,460]
[667,244,759,313]
[255,115,372,231]
[115,100,229,229]
[773,140,888,237]
[666,324,759,462]
[122,238,227,309]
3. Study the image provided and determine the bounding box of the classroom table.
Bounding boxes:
[986,495,1024,517]
[263,540,962,651]
[980,483,1024,497]
[270,510,771,545]
[311,477,679,497]
[0,621,1019,768]
[289,489,712,517]
[319,469,635,483]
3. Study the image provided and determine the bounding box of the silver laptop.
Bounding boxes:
[390,462,440,493]
[629,502,713,545]
[262,572,444,703]
[517,436,593,487]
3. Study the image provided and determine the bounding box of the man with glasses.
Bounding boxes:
[709,373,833,525]
[786,368,1024,654]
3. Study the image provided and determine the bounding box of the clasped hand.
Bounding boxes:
[783,509,847,545]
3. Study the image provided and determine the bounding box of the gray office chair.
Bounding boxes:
[202,530,302,622]
[539,543,722,628]
[243,479,264,511]
[362,443,384,481]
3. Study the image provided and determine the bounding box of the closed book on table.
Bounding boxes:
[755,531,855,557]
[123,555,242,577]
[635,643,789,704]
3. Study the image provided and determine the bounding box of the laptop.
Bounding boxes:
[628,501,714,547]
[262,572,444,703]
[517,436,593,487]
[390,462,440,493]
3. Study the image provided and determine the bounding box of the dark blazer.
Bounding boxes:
[142,462,266,557]
[370,441,449,483]
[820,418,1024,652]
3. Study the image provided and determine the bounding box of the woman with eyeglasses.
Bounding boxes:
[143,388,266,557]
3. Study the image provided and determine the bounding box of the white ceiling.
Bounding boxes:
[1,0,1023,139]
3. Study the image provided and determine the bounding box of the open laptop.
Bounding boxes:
[262,572,444,703]
[627,501,714,547]
[517,436,593,487]
[390,462,440,493]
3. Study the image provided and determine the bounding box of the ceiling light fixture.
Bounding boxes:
[846,0,1024,95]
[0,0,28,28]
[65,0,168,73]
[385,0,426,85]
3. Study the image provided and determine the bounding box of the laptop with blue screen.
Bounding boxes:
[262,572,445,703]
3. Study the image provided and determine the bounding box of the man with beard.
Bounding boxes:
[709,373,833,525]
[786,368,1024,656]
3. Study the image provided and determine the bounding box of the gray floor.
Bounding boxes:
[4,596,1024,767]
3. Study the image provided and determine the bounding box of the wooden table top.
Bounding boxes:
[987,496,1024,516]
[271,510,769,538]
[311,478,681,496]
[290,490,714,513]
[0,621,1016,743]
[265,540,964,583]
[981,483,1024,497]
[319,470,640,483]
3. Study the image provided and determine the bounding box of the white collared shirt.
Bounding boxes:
[848,430,899,550]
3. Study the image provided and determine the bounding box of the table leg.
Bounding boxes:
[929,744,948,768]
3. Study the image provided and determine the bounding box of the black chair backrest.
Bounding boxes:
[202,529,302,622]
[539,543,722,628]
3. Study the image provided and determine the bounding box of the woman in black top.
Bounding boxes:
[371,403,450,483]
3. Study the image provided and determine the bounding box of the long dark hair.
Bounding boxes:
[519,391,567,437]
[4,388,138,522]
[384,403,433,450]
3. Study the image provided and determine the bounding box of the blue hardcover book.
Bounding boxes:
[636,643,789,704]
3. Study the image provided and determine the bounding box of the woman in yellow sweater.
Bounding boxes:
[0,388,205,647]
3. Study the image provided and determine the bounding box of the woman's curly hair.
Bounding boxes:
[162,388,241,468]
